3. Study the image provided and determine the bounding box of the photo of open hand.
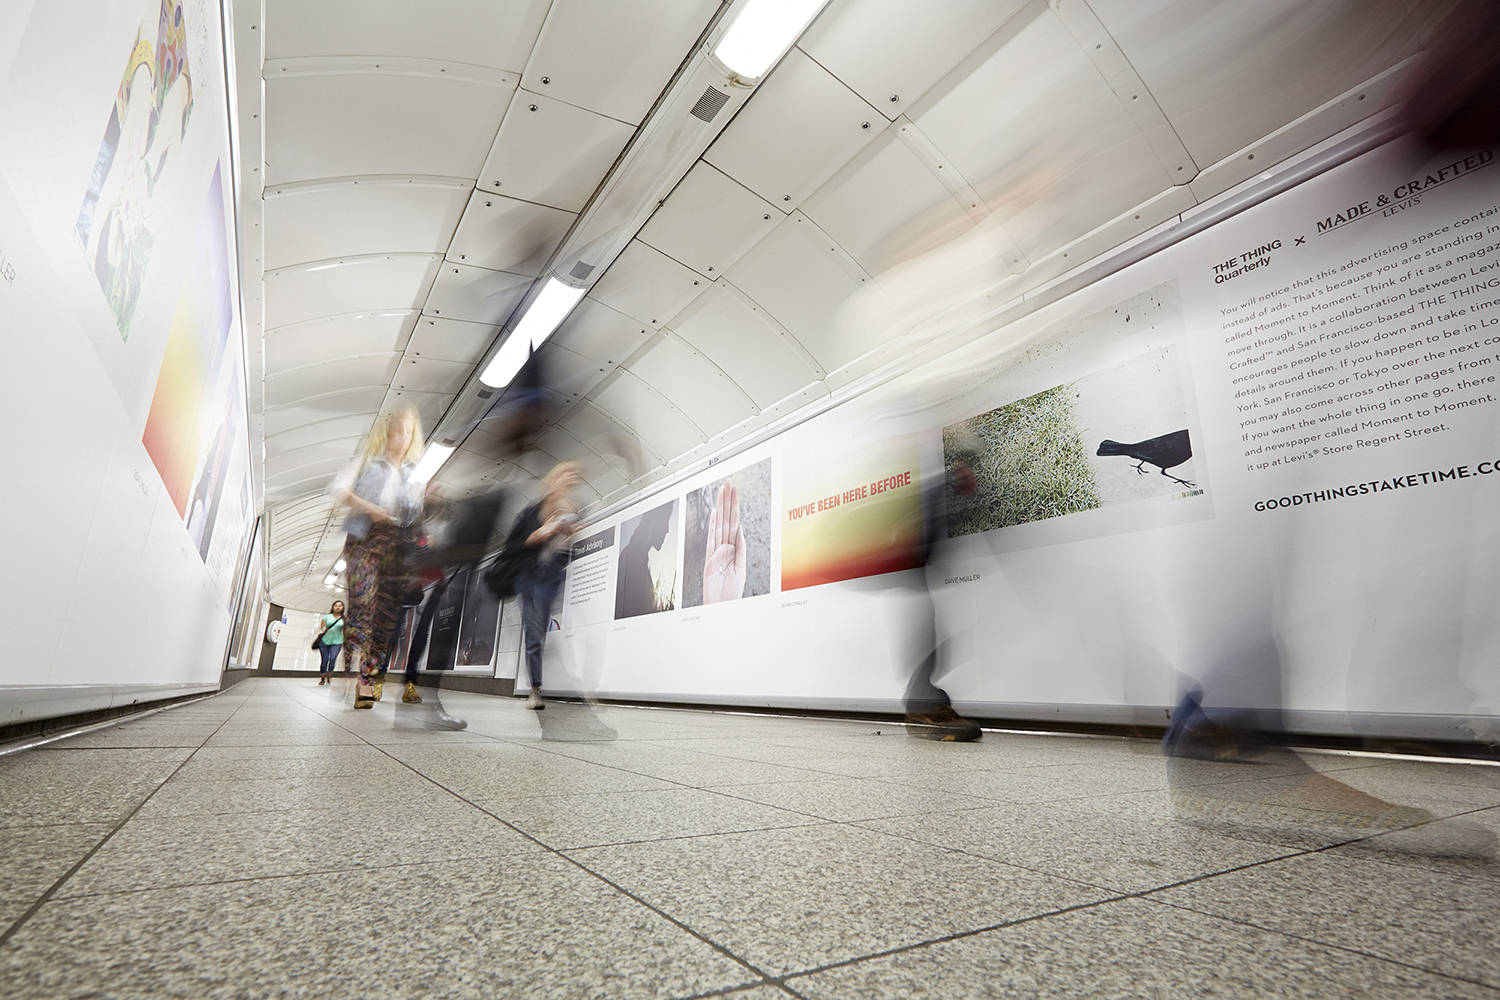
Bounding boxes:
[702,481,747,603]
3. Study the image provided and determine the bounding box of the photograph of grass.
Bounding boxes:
[945,345,1196,538]
[944,384,1100,537]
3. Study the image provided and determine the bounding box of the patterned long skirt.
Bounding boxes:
[342,524,405,701]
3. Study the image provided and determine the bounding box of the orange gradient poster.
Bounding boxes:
[781,436,924,591]
[141,163,239,558]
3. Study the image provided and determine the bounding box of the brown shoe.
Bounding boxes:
[905,704,982,742]
[402,683,422,704]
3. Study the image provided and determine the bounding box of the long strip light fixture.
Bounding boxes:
[423,0,830,483]
[478,279,587,388]
[714,0,827,79]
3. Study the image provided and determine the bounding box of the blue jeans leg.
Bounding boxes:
[520,572,562,691]
[319,643,342,674]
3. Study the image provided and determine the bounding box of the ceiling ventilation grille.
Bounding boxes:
[689,87,730,122]
[569,261,595,280]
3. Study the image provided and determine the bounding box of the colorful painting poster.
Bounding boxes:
[141,162,238,561]
[781,441,923,592]
[75,0,195,340]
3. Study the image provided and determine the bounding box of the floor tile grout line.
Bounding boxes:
[44,850,553,904]
[768,808,1492,984]
[0,705,244,947]
[366,738,787,989]
[1145,895,1500,992]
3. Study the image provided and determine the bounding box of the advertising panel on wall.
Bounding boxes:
[553,136,1500,741]
[0,0,254,712]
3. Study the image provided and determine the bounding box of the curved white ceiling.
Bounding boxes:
[237,0,1452,611]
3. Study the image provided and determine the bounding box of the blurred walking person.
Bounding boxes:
[505,463,582,710]
[329,407,425,709]
[315,599,344,685]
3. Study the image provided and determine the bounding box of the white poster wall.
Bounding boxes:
[0,0,253,720]
[555,136,1500,741]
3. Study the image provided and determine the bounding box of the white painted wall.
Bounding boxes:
[0,0,255,724]
[554,135,1500,742]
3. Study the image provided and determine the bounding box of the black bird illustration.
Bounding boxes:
[1096,429,1195,487]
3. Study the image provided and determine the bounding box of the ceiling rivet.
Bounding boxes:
[783,195,790,201]
[861,121,870,129]
[889,94,898,102]
[528,104,537,111]
[763,214,770,220]
[541,76,550,84]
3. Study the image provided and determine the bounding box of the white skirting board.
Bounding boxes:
[0,684,222,727]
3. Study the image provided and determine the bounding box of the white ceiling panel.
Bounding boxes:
[265,417,370,461]
[424,263,532,325]
[704,48,882,211]
[406,316,495,363]
[637,163,780,279]
[265,441,362,483]
[536,342,613,401]
[549,298,654,367]
[909,8,1172,260]
[445,192,577,275]
[264,311,418,372]
[510,445,566,482]
[592,373,705,460]
[724,214,872,372]
[262,178,471,270]
[263,389,388,437]
[587,240,708,329]
[477,91,637,212]
[560,401,664,467]
[800,0,1032,120]
[1091,0,1428,168]
[666,284,819,410]
[265,0,550,73]
[520,0,722,125]
[264,355,402,409]
[380,389,454,429]
[392,356,475,395]
[441,447,502,486]
[626,335,756,438]
[263,62,518,184]
[266,461,356,499]
[800,133,969,275]
[265,254,442,329]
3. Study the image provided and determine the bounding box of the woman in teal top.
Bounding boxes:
[315,600,345,685]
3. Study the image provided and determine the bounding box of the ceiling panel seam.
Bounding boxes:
[891,117,1030,275]
[263,175,475,196]
[266,309,421,335]
[509,85,638,129]
[1049,0,1198,184]
[265,251,442,278]
[656,327,762,415]
[263,55,516,86]
[716,276,827,379]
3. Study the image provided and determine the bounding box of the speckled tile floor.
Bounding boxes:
[1,677,1498,999]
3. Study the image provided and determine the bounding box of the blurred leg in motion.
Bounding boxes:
[903,450,982,743]
[519,565,563,710]
[342,524,404,708]
[380,572,468,729]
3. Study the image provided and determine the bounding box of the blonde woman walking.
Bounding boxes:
[329,407,425,709]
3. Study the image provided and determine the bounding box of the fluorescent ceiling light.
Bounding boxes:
[409,443,455,486]
[479,278,585,387]
[714,0,825,79]
[333,558,347,572]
